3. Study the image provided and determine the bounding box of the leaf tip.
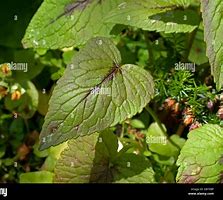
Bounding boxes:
[38,141,48,151]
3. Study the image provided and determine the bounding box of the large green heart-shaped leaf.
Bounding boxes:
[22,0,123,49]
[39,37,154,150]
[176,124,223,183]
[54,130,155,183]
[201,0,223,90]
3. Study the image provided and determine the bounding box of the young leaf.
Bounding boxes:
[22,0,123,49]
[146,123,185,157]
[176,124,223,183]
[39,37,154,150]
[54,130,155,183]
[104,1,200,33]
[201,0,223,90]
[130,119,145,129]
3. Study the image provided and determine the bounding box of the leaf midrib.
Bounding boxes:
[55,62,121,135]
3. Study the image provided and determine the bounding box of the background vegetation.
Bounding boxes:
[0,0,222,183]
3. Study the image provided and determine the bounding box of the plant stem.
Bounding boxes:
[143,31,154,66]
[24,119,30,133]
[176,123,185,136]
[183,29,197,62]
[145,105,166,136]
[120,122,125,138]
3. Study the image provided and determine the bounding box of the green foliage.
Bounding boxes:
[20,171,54,183]
[176,124,223,183]
[130,119,146,129]
[22,0,200,49]
[201,0,223,90]
[55,130,155,183]
[1,0,223,184]
[188,28,208,65]
[146,123,185,157]
[105,4,200,33]
[39,37,154,150]
[41,142,68,172]
[22,0,124,49]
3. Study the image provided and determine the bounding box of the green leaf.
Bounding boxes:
[170,134,186,149]
[9,118,25,135]
[8,118,25,149]
[19,171,54,183]
[54,130,155,183]
[3,158,14,166]
[176,124,223,183]
[113,153,155,183]
[39,37,154,150]
[54,133,99,183]
[153,154,175,166]
[104,1,200,33]
[36,48,48,56]
[170,0,200,7]
[37,90,50,116]
[62,50,77,65]
[22,0,123,49]
[146,123,185,157]
[130,119,145,129]
[41,142,68,172]
[188,29,209,65]
[201,0,223,90]
[33,142,49,158]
